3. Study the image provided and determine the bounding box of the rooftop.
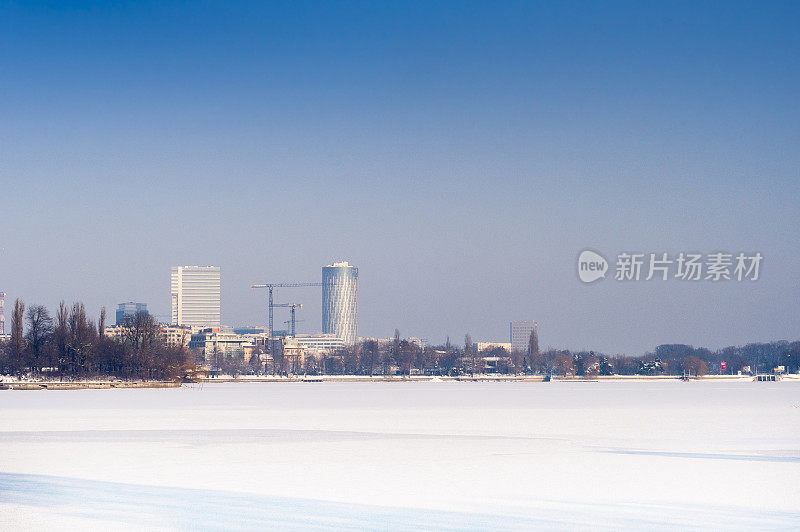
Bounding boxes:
[326,261,354,268]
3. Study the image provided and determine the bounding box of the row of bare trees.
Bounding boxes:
[241,331,799,377]
[0,299,194,381]
[5,299,795,379]
[252,330,535,376]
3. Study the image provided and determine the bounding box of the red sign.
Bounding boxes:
[721,361,727,371]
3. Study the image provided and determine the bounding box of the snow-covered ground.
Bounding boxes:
[0,381,798,530]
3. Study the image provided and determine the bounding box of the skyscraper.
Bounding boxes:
[322,261,358,344]
[171,266,221,328]
[116,302,148,325]
[510,321,538,353]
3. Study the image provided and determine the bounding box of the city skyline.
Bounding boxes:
[107,260,538,347]
[1,2,798,354]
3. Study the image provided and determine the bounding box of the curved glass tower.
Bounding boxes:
[322,261,358,344]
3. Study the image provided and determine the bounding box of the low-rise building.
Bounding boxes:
[476,342,513,353]
[162,324,193,347]
[293,334,346,351]
[189,329,255,362]
[233,326,267,335]
[280,337,307,370]
[103,323,192,347]
[368,337,426,348]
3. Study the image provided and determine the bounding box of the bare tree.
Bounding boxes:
[67,302,96,376]
[342,345,359,374]
[398,339,414,375]
[465,333,477,376]
[421,346,438,374]
[439,342,459,375]
[509,349,525,374]
[54,301,69,376]
[118,310,160,377]
[9,299,25,375]
[682,355,708,377]
[380,341,391,375]
[271,344,285,375]
[25,304,53,375]
[555,353,575,376]
[393,329,400,367]
[303,353,318,374]
[363,339,378,377]
[249,345,263,375]
[528,328,539,359]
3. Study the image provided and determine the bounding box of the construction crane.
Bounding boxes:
[272,303,302,336]
[283,318,306,337]
[251,283,321,337]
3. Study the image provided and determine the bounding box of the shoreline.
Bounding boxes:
[0,381,182,390]
[3,374,796,389]
[198,374,792,383]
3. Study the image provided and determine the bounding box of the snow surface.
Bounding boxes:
[0,380,798,530]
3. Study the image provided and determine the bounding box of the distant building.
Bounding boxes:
[162,324,193,347]
[476,342,513,353]
[103,325,124,340]
[322,261,358,344]
[116,302,148,325]
[464,342,513,373]
[279,337,308,370]
[367,336,426,348]
[189,328,253,362]
[233,327,267,335]
[481,356,512,373]
[266,334,349,373]
[293,333,346,351]
[103,323,192,347]
[510,321,538,353]
[171,266,221,328]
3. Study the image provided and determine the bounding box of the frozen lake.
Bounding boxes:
[1,380,798,530]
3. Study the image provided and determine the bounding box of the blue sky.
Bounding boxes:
[1,1,798,353]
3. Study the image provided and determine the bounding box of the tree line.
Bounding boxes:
[3,299,796,379]
[224,330,800,377]
[0,300,194,380]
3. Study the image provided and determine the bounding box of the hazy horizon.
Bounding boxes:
[2,1,798,354]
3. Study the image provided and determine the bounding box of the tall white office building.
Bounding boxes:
[322,261,358,344]
[510,321,538,353]
[171,266,221,328]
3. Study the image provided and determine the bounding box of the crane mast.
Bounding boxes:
[251,282,321,337]
[272,303,302,336]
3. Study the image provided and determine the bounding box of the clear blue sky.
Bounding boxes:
[1,1,798,354]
